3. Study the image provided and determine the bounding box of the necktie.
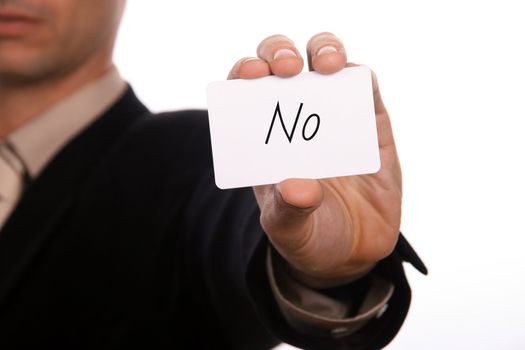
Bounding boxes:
[0,142,25,230]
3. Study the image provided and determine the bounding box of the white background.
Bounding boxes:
[115,1,525,349]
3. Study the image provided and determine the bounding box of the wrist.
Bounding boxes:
[272,247,376,289]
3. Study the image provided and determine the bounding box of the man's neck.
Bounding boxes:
[0,58,114,139]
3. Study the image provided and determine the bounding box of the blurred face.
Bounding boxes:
[0,0,125,84]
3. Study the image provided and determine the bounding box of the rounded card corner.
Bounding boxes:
[371,158,382,174]
[214,179,228,190]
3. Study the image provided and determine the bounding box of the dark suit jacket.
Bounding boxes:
[0,87,426,349]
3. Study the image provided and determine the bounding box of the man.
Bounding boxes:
[0,0,426,349]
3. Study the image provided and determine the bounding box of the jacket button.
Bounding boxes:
[331,327,351,338]
[376,303,389,318]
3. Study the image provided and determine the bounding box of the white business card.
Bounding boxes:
[206,66,380,189]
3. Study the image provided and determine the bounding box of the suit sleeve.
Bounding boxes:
[263,235,427,349]
[173,111,427,350]
[181,167,426,349]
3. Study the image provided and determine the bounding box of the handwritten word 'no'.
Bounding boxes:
[264,102,320,144]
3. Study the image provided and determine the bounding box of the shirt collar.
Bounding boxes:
[8,67,127,178]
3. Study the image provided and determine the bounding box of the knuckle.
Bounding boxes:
[264,33,290,42]
[236,56,252,66]
[308,32,341,46]
[309,31,337,42]
[257,34,295,57]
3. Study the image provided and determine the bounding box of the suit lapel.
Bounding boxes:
[0,87,150,306]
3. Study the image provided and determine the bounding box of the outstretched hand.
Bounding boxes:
[228,32,402,287]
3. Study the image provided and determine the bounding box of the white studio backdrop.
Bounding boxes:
[115,1,525,349]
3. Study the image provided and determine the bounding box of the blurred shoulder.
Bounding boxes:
[141,109,210,138]
[124,109,212,151]
[115,109,213,180]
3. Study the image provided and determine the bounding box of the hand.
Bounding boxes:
[228,33,402,287]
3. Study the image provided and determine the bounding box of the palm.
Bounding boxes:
[315,143,401,268]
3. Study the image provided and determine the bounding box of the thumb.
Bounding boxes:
[254,178,323,253]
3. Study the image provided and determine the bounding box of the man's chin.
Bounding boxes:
[0,51,53,85]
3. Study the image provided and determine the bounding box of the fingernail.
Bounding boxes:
[273,48,297,60]
[317,45,338,56]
